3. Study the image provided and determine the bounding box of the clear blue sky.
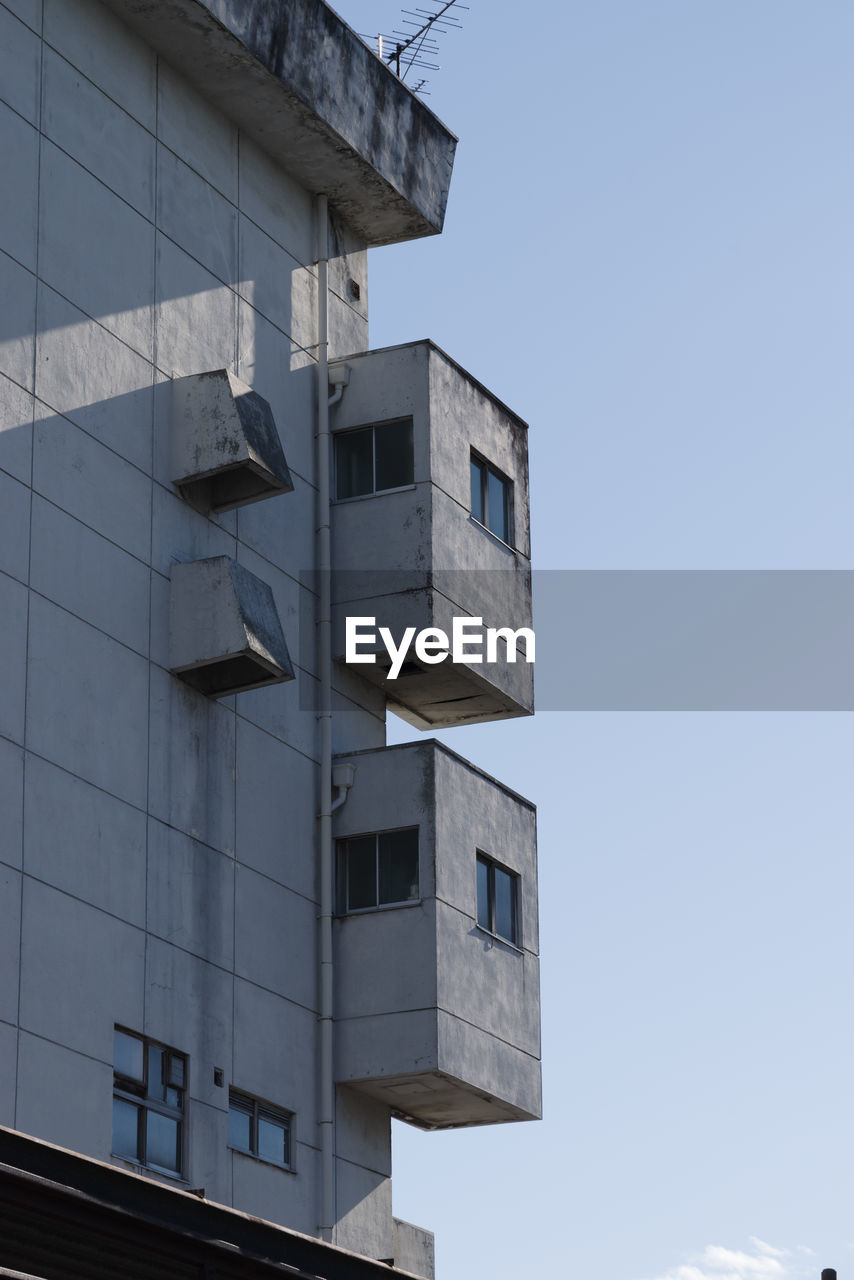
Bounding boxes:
[335,5,854,1278]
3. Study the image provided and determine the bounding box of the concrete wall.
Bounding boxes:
[0,0,386,1249]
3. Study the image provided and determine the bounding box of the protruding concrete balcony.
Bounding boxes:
[330,341,533,729]
[332,740,541,1130]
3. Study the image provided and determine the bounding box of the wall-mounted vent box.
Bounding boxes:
[171,369,293,512]
[169,556,294,697]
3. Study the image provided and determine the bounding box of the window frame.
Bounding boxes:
[333,417,415,501]
[228,1089,294,1172]
[470,450,513,546]
[112,1027,187,1179]
[336,826,421,915]
[475,851,520,947]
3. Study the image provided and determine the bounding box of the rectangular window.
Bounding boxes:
[335,418,414,499]
[112,1028,186,1177]
[337,828,419,913]
[476,852,518,945]
[228,1090,292,1169]
[470,451,512,545]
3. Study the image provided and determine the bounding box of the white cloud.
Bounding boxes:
[641,1238,816,1280]
[750,1240,789,1260]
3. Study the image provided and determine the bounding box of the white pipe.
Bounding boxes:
[315,192,335,1246]
[316,200,354,1245]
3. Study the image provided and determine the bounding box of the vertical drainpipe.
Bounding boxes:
[315,192,335,1245]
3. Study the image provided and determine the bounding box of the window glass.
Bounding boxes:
[258,1113,289,1165]
[476,855,490,930]
[470,458,484,525]
[114,1029,143,1082]
[487,467,509,543]
[229,1091,292,1168]
[228,1100,252,1152]
[112,1097,140,1160]
[146,1110,181,1173]
[494,865,516,943]
[374,419,414,491]
[471,452,512,543]
[336,427,373,499]
[346,835,376,910]
[378,828,419,905]
[147,1045,165,1101]
[113,1030,186,1177]
[477,854,518,944]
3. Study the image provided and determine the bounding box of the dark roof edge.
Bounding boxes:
[0,1126,424,1280]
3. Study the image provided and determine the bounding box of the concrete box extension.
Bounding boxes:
[330,341,533,729]
[171,369,294,512]
[332,740,541,1128]
[169,555,295,696]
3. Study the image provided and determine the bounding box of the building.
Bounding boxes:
[0,0,541,1275]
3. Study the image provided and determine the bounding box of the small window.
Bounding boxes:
[337,828,419,913]
[335,418,414,499]
[229,1090,292,1169]
[476,853,518,945]
[112,1028,186,1177]
[470,452,512,544]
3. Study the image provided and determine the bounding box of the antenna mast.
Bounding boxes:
[365,1,468,95]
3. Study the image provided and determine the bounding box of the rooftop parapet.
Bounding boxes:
[104,0,457,245]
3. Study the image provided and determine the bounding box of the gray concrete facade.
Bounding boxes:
[0,0,540,1274]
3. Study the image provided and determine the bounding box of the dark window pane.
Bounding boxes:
[476,856,490,930]
[494,866,516,943]
[166,1087,181,1108]
[346,835,377,910]
[487,468,508,542]
[336,428,373,499]
[146,1111,181,1172]
[229,1103,252,1152]
[470,458,484,523]
[374,419,413,491]
[335,844,348,914]
[114,1029,143,1082]
[147,1045,165,1101]
[378,828,419,904]
[112,1098,140,1160]
[258,1113,289,1165]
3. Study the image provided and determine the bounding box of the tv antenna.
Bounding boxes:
[365,1,468,95]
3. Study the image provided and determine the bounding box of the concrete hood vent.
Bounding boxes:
[169,556,295,697]
[171,369,294,512]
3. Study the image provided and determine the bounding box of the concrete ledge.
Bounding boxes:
[393,1219,435,1280]
[103,0,457,245]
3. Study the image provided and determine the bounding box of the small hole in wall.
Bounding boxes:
[349,279,361,301]
[214,1067,224,1087]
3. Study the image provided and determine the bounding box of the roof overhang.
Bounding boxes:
[102,0,457,246]
[0,1126,427,1279]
